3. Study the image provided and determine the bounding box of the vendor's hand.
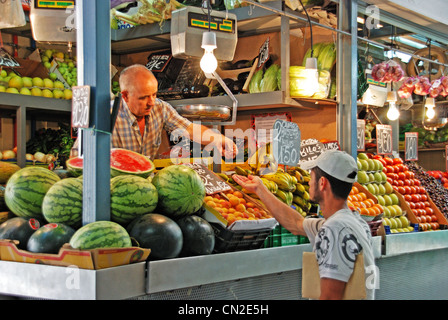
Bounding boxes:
[232,174,263,195]
[221,136,238,159]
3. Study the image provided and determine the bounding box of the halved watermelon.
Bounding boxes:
[66,148,155,178]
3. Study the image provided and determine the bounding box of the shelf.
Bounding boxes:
[0,92,71,112]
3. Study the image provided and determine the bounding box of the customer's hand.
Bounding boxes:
[232,174,263,195]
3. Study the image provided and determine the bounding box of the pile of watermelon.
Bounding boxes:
[0,148,215,259]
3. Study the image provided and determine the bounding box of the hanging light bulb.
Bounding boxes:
[386,90,399,121]
[425,97,436,119]
[304,56,319,96]
[200,31,218,74]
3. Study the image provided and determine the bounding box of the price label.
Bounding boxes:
[257,37,270,68]
[0,48,20,68]
[376,124,393,155]
[272,120,301,166]
[322,140,341,152]
[182,163,231,195]
[146,52,172,73]
[298,138,325,167]
[357,119,366,151]
[71,85,90,128]
[405,132,418,161]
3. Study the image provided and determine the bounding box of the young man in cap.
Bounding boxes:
[232,149,377,300]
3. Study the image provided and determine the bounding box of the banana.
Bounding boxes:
[235,166,249,176]
[216,173,229,181]
[262,173,293,192]
[276,189,293,206]
[294,183,306,196]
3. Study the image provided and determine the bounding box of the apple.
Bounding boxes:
[54,80,65,89]
[32,77,44,87]
[22,76,33,87]
[6,87,19,94]
[43,78,54,88]
[31,87,42,96]
[53,89,64,99]
[44,49,53,59]
[42,89,53,98]
[49,72,58,81]
[8,76,24,90]
[0,69,7,78]
[63,89,72,99]
[19,87,31,95]
[0,85,6,92]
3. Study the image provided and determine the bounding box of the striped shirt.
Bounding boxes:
[112,98,191,159]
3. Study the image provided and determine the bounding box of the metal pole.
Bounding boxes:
[77,0,112,224]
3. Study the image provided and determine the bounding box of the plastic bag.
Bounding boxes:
[0,0,26,29]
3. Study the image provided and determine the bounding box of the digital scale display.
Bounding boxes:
[34,0,75,9]
[188,12,235,33]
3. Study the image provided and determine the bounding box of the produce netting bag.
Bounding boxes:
[0,0,26,29]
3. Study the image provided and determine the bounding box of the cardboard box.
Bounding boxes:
[0,240,150,270]
[4,57,49,79]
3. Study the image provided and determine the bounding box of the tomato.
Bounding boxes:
[430,214,438,222]
[387,177,393,185]
[385,157,394,165]
[420,215,427,223]
[431,222,440,229]
[416,216,421,222]
[409,202,416,209]
[395,164,404,173]
[419,186,426,194]
[404,186,412,194]
[397,180,404,186]
[393,157,404,165]
[424,201,431,207]
[402,165,409,172]
[425,207,434,215]
[397,186,406,194]
[378,158,387,167]
[411,194,421,202]
[398,172,406,180]
[386,166,395,173]
[404,194,413,202]
[413,179,420,186]
[420,194,427,201]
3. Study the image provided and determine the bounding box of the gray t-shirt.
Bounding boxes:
[303,209,377,300]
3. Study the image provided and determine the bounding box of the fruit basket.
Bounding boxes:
[211,223,272,253]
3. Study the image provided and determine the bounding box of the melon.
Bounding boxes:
[0,161,21,184]
[128,213,183,260]
[42,178,83,229]
[176,215,215,257]
[66,148,155,178]
[69,220,132,250]
[4,167,61,219]
[27,223,76,254]
[0,217,40,249]
[110,175,158,226]
[151,165,205,218]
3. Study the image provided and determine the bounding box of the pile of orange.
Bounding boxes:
[348,186,383,216]
[204,190,273,225]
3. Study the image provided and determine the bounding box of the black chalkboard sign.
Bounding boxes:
[71,85,90,129]
[146,52,172,73]
[272,119,301,166]
[376,124,393,155]
[183,163,231,195]
[257,37,270,69]
[405,132,418,161]
[298,138,325,167]
[357,119,366,152]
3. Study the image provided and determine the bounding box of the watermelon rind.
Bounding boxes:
[110,175,158,226]
[42,178,83,229]
[5,167,61,219]
[66,148,155,179]
[69,220,132,250]
[152,165,205,218]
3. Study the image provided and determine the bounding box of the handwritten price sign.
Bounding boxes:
[71,85,90,128]
[357,119,366,151]
[376,124,393,155]
[405,132,418,161]
[183,163,231,195]
[272,119,301,166]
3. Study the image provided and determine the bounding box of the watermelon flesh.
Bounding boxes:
[66,148,155,178]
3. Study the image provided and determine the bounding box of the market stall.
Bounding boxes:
[0,0,448,300]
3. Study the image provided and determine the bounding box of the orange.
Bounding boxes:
[360,208,369,215]
[352,186,359,194]
[233,191,244,198]
[229,196,240,207]
[235,203,247,212]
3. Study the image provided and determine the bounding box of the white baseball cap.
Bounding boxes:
[301,149,358,183]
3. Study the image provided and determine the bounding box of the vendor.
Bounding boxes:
[233,150,377,300]
[71,64,238,160]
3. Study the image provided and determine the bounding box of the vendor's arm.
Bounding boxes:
[232,174,307,236]
[186,122,238,159]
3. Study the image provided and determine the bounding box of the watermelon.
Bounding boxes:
[0,217,40,249]
[128,213,183,260]
[69,220,132,250]
[110,175,158,226]
[27,223,76,254]
[5,167,61,219]
[152,165,205,218]
[42,178,83,229]
[66,148,155,178]
[176,215,215,257]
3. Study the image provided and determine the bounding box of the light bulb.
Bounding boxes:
[387,102,400,121]
[200,49,218,74]
[426,105,436,119]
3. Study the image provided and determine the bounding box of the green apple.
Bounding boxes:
[8,76,24,90]
[44,61,52,69]
[359,159,369,171]
[54,80,65,89]
[43,78,54,89]
[0,69,7,78]
[367,173,375,183]
[44,49,53,59]
[22,76,33,87]
[42,89,53,98]
[19,87,31,95]
[31,87,42,96]
[41,55,49,63]
[388,205,397,217]
[367,159,375,171]
[32,77,44,87]
[55,51,65,60]
[6,87,19,94]
[49,72,58,81]
[63,88,72,99]
[53,89,64,99]
[0,85,6,92]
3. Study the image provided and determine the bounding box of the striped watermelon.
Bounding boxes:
[42,178,83,228]
[66,148,155,178]
[69,220,132,250]
[5,167,61,219]
[110,175,158,225]
[152,165,205,218]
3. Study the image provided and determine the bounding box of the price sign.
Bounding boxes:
[146,52,172,73]
[272,120,301,166]
[298,138,325,167]
[357,119,366,152]
[322,140,340,152]
[376,124,393,155]
[257,37,270,68]
[71,85,90,128]
[405,132,418,161]
[0,48,20,68]
[182,163,231,195]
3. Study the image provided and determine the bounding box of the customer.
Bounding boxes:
[233,149,377,300]
[72,64,237,160]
